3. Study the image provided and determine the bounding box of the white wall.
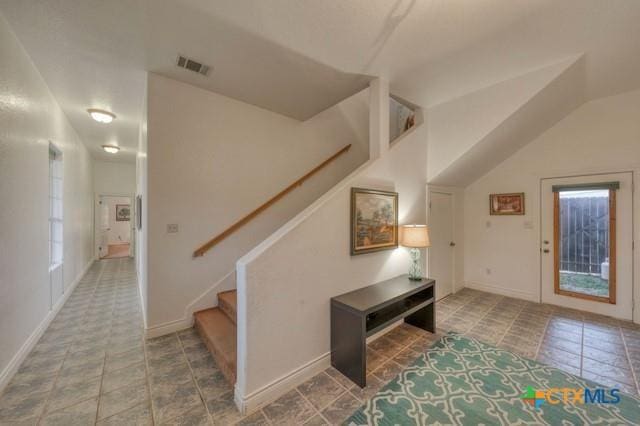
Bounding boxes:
[235,80,427,410]
[145,73,370,333]
[463,90,640,321]
[0,14,94,389]
[94,160,136,196]
[426,58,582,185]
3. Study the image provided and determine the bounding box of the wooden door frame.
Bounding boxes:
[553,188,617,304]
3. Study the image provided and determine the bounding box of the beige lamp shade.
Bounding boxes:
[400,225,430,248]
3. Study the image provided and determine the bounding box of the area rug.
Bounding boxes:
[345,333,640,425]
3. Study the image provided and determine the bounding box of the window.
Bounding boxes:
[553,182,617,303]
[49,146,63,269]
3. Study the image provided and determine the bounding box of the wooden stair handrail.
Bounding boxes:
[193,144,352,257]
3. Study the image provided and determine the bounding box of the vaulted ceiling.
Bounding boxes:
[1,0,639,163]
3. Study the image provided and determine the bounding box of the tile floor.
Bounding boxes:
[1,259,639,425]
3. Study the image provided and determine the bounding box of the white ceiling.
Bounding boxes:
[1,1,640,163]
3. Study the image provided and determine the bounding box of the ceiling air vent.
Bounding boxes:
[176,55,210,76]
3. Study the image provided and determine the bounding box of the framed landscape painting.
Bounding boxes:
[351,188,398,255]
[489,192,525,215]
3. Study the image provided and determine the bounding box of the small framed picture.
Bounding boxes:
[351,188,399,255]
[490,193,525,215]
[116,204,131,222]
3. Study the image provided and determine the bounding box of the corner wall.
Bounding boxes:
[463,90,640,320]
[0,14,94,389]
[145,74,370,335]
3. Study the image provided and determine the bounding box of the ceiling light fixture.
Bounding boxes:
[87,108,116,123]
[102,145,120,154]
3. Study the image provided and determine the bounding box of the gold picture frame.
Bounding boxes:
[351,188,398,255]
[489,192,525,215]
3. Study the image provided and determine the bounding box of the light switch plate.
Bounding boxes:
[167,224,179,233]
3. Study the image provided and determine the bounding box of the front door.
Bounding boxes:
[429,191,454,300]
[541,172,633,319]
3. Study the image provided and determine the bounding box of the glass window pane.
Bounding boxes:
[48,149,63,267]
[52,200,63,220]
[53,221,63,243]
[51,177,62,199]
[558,189,610,298]
[53,242,63,265]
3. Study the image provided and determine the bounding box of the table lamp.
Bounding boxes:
[400,225,430,280]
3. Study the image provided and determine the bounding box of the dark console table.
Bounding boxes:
[330,275,435,387]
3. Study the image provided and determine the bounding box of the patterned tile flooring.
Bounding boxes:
[1,258,639,425]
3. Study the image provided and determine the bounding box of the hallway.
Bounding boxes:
[0,259,235,425]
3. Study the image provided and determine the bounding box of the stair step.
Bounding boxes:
[194,307,236,385]
[218,290,237,324]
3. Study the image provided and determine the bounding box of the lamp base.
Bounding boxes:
[408,247,422,280]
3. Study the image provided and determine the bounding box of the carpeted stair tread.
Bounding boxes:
[218,290,237,324]
[194,307,236,384]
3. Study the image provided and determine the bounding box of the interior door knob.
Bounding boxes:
[449,242,456,247]
[543,249,550,253]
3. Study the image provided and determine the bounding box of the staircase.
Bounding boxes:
[194,290,237,384]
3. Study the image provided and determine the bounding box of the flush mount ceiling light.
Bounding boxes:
[102,145,120,154]
[87,108,116,123]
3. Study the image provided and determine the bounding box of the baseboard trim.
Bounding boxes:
[464,281,539,302]
[144,317,193,339]
[233,321,402,414]
[144,271,236,340]
[0,259,93,392]
[235,351,331,414]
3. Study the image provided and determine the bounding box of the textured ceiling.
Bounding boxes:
[1,0,639,163]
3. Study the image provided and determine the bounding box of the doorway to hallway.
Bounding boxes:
[96,195,133,259]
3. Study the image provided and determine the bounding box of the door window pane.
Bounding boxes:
[558,189,610,298]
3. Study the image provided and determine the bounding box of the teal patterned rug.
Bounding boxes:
[345,333,640,425]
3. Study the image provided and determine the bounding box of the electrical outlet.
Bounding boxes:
[486,221,492,228]
[167,224,179,233]
[486,268,492,275]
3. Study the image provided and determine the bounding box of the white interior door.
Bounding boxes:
[98,197,110,258]
[429,191,454,300]
[541,172,633,319]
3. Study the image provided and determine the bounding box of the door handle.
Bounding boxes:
[543,249,550,253]
[449,242,456,247]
